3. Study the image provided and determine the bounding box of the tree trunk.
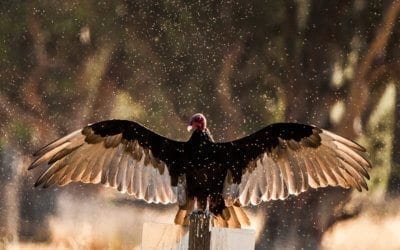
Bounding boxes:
[0,145,24,244]
[388,83,400,195]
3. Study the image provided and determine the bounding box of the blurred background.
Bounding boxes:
[0,0,399,249]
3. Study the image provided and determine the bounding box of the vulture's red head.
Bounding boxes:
[187,113,207,132]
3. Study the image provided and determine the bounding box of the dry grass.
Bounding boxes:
[9,191,176,249]
[5,190,265,250]
[7,191,400,249]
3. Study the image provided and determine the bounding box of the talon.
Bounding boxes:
[193,197,199,212]
[206,197,211,212]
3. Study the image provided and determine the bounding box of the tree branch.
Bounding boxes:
[339,0,400,138]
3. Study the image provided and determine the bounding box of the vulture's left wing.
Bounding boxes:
[218,123,371,206]
[29,120,184,204]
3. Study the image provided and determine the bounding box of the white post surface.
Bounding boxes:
[141,222,188,250]
[141,222,255,250]
[210,227,255,250]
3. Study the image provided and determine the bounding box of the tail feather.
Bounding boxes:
[212,214,228,227]
[226,206,240,228]
[232,204,250,226]
[217,204,250,228]
[174,199,195,226]
[174,208,189,226]
[174,199,250,228]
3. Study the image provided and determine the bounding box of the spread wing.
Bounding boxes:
[219,123,371,206]
[29,120,185,204]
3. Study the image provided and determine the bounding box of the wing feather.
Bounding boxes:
[29,120,183,204]
[295,153,308,192]
[115,151,127,192]
[303,157,319,188]
[126,157,135,195]
[220,123,372,206]
[263,155,274,200]
[309,155,329,187]
[315,155,337,186]
[70,157,87,181]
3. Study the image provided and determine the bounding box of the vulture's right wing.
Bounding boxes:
[218,123,371,206]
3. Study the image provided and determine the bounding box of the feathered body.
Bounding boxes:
[29,114,371,228]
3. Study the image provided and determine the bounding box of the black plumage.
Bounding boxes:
[29,113,371,228]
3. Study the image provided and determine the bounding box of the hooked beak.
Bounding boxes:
[187,125,193,132]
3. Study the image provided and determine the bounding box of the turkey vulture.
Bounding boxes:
[29,113,371,228]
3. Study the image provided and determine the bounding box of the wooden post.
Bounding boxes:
[188,211,211,250]
[141,213,255,250]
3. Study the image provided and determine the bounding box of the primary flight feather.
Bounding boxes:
[29,113,371,228]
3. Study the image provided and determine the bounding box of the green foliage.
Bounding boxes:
[363,83,396,199]
[0,137,5,152]
[11,120,33,145]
